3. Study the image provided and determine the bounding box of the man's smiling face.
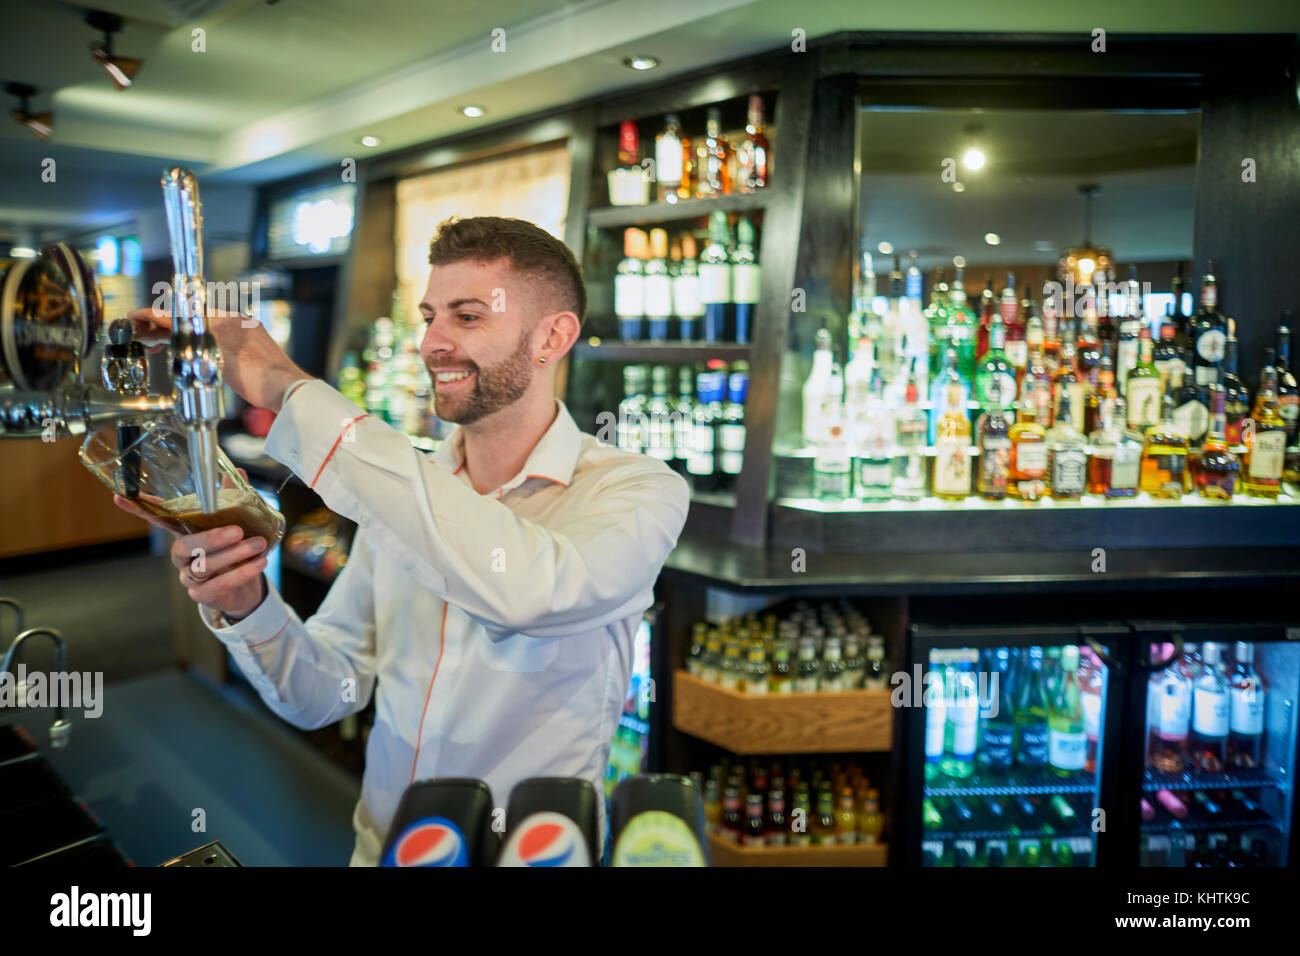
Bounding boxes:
[418,257,535,426]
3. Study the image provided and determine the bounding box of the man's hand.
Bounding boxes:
[112,467,269,620]
[127,307,313,412]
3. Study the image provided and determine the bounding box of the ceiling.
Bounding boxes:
[858,108,1201,269]
[1,0,1297,248]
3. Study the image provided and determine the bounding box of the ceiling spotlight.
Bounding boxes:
[623,55,660,71]
[952,182,965,193]
[87,11,142,90]
[962,148,985,170]
[460,105,485,118]
[952,255,966,269]
[877,241,893,255]
[360,135,381,148]
[7,83,53,140]
[984,233,1001,245]
[960,125,987,171]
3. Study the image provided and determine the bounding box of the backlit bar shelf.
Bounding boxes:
[780,490,1300,514]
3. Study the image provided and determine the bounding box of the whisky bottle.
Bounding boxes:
[934,381,973,500]
[1126,329,1163,431]
[1153,316,1186,396]
[735,94,770,193]
[1192,261,1228,387]
[1227,642,1265,768]
[1009,392,1048,501]
[1172,364,1210,448]
[1242,350,1286,498]
[1275,317,1299,445]
[1222,321,1250,445]
[1047,390,1086,500]
[653,113,686,203]
[696,107,732,198]
[1052,336,1086,430]
[1140,392,1190,499]
[976,405,1012,501]
[1194,383,1239,500]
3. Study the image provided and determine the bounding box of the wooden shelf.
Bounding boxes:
[572,340,752,362]
[587,191,769,228]
[672,671,893,754]
[707,832,887,867]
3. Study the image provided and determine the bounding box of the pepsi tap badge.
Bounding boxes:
[496,812,592,867]
[382,816,470,867]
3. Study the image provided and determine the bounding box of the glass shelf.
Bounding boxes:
[1142,767,1282,791]
[926,770,1096,797]
[779,489,1300,514]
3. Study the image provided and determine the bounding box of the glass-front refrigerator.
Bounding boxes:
[1129,622,1298,867]
[905,624,1129,867]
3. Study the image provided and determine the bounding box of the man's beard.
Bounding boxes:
[429,330,534,425]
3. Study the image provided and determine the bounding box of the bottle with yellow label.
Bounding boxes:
[1242,350,1286,499]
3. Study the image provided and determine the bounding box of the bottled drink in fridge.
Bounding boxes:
[1228,642,1266,768]
[942,659,979,780]
[1149,650,1192,773]
[1189,642,1230,773]
[1048,645,1087,778]
[1014,647,1050,769]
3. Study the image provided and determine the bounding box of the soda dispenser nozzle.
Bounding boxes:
[161,167,225,515]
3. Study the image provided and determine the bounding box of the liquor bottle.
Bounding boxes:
[976,405,1012,501]
[1084,346,1115,436]
[729,217,759,345]
[813,786,837,846]
[1242,350,1286,498]
[698,210,731,343]
[1077,309,1103,390]
[789,784,812,846]
[934,381,973,501]
[1153,315,1186,396]
[1227,642,1266,768]
[813,420,853,502]
[644,365,675,463]
[719,640,742,690]
[674,234,703,341]
[941,659,978,779]
[896,261,931,399]
[977,314,1018,412]
[1094,266,1115,353]
[616,365,647,453]
[1189,643,1230,773]
[925,270,951,380]
[1052,337,1085,431]
[1087,395,1123,496]
[853,376,894,502]
[686,366,721,490]
[803,328,840,446]
[1116,265,1142,395]
[836,787,858,845]
[720,782,742,841]
[892,364,928,501]
[1009,393,1049,502]
[614,228,645,340]
[978,647,1016,773]
[948,267,978,384]
[906,252,923,307]
[876,259,905,385]
[1141,393,1190,499]
[842,635,865,688]
[1222,322,1249,445]
[794,636,819,692]
[1275,316,1299,444]
[694,108,725,199]
[1001,272,1027,375]
[1170,263,1190,350]
[977,275,996,361]
[735,94,770,192]
[844,330,874,436]
[671,366,695,473]
[654,113,686,203]
[1080,647,1104,773]
[740,792,765,846]
[847,246,880,355]
[743,644,769,695]
[643,228,672,341]
[718,361,748,481]
[1172,363,1210,448]
[929,345,970,445]
[1041,283,1062,375]
[1047,391,1086,501]
[769,639,793,694]
[1191,262,1228,387]
[1149,653,1191,773]
[1194,384,1239,499]
[1015,647,1050,769]
[1126,329,1163,431]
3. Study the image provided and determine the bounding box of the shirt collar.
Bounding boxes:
[431,398,581,495]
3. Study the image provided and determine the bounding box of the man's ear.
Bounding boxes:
[539,310,581,359]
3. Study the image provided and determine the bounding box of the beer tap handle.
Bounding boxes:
[161,167,225,514]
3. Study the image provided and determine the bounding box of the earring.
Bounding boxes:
[538,356,548,364]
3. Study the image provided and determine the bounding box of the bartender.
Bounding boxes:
[120,216,690,865]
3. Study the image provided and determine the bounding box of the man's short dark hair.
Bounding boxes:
[427,216,586,325]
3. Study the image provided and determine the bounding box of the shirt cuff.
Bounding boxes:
[281,377,317,409]
[198,574,293,647]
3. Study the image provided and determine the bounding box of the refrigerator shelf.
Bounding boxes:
[926,826,1093,841]
[1141,816,1285,835]
[1142,768,1282,792]
[925,772,1097,797]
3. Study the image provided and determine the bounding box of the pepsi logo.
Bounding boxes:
[497,812,591,867]
[382,817,469,867]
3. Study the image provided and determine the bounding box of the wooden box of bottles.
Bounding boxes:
[706,832,887,866]
[673,671,893,753]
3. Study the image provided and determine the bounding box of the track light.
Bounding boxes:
[7,83,53,140]
[87,11,142,90]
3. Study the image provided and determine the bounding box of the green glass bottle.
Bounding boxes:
[1014,647,1050,770]
[1048,645,1086,778]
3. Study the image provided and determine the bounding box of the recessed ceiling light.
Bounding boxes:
[623,55,660,71]
[962,147,985,170]
[460,105,485,118]
[359,135,381,148]
[985,233,1001,245]
[952,182,965,193]
[877,241,893,255]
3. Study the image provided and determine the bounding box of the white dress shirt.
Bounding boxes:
[198,380,690,865]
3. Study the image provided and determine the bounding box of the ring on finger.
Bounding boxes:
[186,563,211,585]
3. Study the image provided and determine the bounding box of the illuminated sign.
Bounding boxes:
[95,235,120,275]
[121,236,142,276]
[268,183,356,260]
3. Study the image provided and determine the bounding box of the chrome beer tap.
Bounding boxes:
[161,167,225,514]
[1,627,72,750]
